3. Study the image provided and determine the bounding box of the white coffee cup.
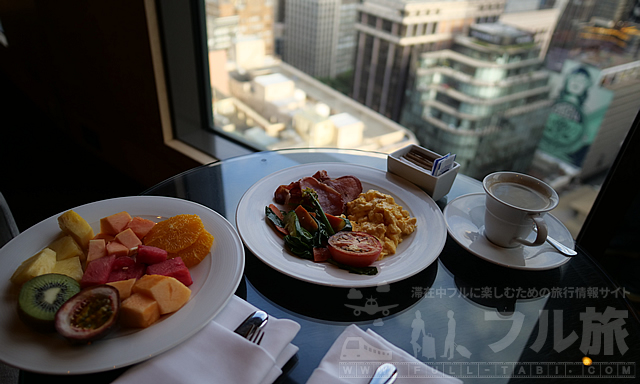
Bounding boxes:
[482,172,559,248]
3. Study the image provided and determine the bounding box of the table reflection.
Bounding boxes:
[19,149,639,384]
[245,251,438,323]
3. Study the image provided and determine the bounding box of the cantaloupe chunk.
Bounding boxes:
[115,228,142,249]
[58,210,94,250]
[52,256,84,282]
[87,238,107,264]
[93,233,115,243]
[132,275,191,315]
[120,293,161,328]
[10,248,57,285]
[126,217,156,239]
[106,241,129,257]
[47,235,84,262]
[100,211,132,236]
[107,278,137,300]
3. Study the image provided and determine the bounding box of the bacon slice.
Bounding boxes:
[299,177,344,216]
[272,170,363,215]
[312,170,330,182]
[274,181,302,206]
[323,176,362,203]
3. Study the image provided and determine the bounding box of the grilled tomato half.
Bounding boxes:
[327,231,382,267]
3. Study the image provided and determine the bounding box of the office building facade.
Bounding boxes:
[352,0,505,122]
[205,0,275,56]
[401,23,552,179]
[283,0,358,79]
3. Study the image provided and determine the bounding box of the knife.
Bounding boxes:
[234,310,269,339]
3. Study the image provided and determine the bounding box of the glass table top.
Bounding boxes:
[20,149,640,383]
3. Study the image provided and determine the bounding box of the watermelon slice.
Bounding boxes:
[81,255,116,288]
[146,257,193,286]
[107,256,146,283]
[136,245,168,265]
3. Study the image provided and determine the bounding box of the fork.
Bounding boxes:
[247,327,265,345]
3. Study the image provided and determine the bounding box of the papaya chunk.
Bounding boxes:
[100,211,132,236]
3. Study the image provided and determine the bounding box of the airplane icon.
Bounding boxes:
[345,297,398,316]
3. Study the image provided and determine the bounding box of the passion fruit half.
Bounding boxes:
[55,284,120,343]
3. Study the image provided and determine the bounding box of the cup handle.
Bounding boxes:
[515,214,547,247]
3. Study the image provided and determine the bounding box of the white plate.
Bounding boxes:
[236,163,447,287]
[443,192,573,270]
[0,196,244,374]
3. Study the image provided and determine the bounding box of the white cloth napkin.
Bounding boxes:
[307,324,462,384]
[113,295,300,384]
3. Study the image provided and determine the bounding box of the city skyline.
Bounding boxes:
[204,0,640,187]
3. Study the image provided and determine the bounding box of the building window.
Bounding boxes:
[157,0,639,255]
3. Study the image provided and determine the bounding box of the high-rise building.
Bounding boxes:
[205,0,275,56]
[352,0,506,122]
[591,0,636,23]
[545,0,597,71]
[401,23,552,179]
[283,0,358,79]
[500,6,562,59]
[206,1,239,52]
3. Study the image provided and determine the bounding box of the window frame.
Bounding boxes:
[576,109,639,259]
[156,0,640,277]
[155,0,256,160]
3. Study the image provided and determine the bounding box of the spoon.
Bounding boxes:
[532,226,577,257]
[545,234,577,257]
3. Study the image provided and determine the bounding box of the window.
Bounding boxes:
[156,0,254,160]
[157,0,639,254]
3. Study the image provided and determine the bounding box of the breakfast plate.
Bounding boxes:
[235,163,447,287]
[0,196,244,374]
[443,192,573,270]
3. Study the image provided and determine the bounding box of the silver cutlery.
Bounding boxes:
[368,363,397,384]
[234,310,269,344]
[532,226,577,257]
[545,234,578,256]
[249,327,265,345]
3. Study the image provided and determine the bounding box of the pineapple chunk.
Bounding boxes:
[58,210,94,251]
[10,248,57,285]
[47,235,85,263]
[52,256,84,282]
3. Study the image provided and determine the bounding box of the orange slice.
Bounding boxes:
[169,229,214,268]
[143,214,204,253]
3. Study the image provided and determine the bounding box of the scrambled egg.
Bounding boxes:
[346,190,417,258]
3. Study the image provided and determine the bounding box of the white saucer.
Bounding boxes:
[443,192,574,270]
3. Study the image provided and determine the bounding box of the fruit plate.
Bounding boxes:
[236,162,447,287]
[0,196,245,374]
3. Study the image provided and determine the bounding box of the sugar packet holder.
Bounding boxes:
[387,144,460,201]
[432,152,456,177]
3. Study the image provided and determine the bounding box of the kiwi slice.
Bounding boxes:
[17,273,81,332]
